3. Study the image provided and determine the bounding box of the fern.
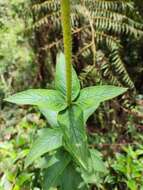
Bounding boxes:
[31,0,143,88]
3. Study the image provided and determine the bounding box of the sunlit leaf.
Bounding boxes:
[39,107,59,127]
[90,149,107,173]
[58,104,88,169]
[83,103,100,124]
[55,52,80,100]
[25,128,63,168]
[43,151,71,190]
[80,149,107,184]
[59,163,87,190]
[5,89,66,111]
[76,85,127,122]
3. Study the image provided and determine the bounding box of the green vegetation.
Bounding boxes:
[1,0,143,189]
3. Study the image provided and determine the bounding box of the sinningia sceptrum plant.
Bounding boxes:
[5,0,127,189]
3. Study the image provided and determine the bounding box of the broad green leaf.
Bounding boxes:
[5,89,66,111]
[35,152,61,169]
[25,128,63,168]
[80,149,107,185]
[83,103,100,124]
[58,105,88,169]
[55,52,80,100]
[59,164,87,190]
[90,149,107,173]
[76,85,127,122]
[39,107,59,127]
[43,151,71,190]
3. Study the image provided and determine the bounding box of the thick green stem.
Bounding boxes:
[61,0,72,105]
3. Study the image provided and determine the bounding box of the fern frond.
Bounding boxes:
[82,0,134,12]
[97,51,122,86]
[31,0,143,88]
[32,0,60,12]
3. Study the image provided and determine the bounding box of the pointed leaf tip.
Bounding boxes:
[55,52,80,100]
[25,128,63,168]
[76,85,128,123]
[4,89,66,111]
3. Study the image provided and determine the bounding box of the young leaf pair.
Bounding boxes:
[5,52,127,171]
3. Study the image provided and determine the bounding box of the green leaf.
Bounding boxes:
[55,52,80,100]
[127,180,138,190]
[83,104,100,124]
[76,85,127,122]
[16,173,32,186]
[90,149,107,173]
[58,104,88,169]
[59,163,87,190]
[80,149,107,185]
[39,107,59,127]
[43,151,71,190]
[5,89,66,111]
[35,154,59,169]
[25,128,63,168]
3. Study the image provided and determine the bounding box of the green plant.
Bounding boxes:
[32,0,143,88]
[4,0,127,189]
[0,113,44,190]
[0,0,35,96]
[111,146,143,190]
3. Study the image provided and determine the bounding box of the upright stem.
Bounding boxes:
[61,0,72,105]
